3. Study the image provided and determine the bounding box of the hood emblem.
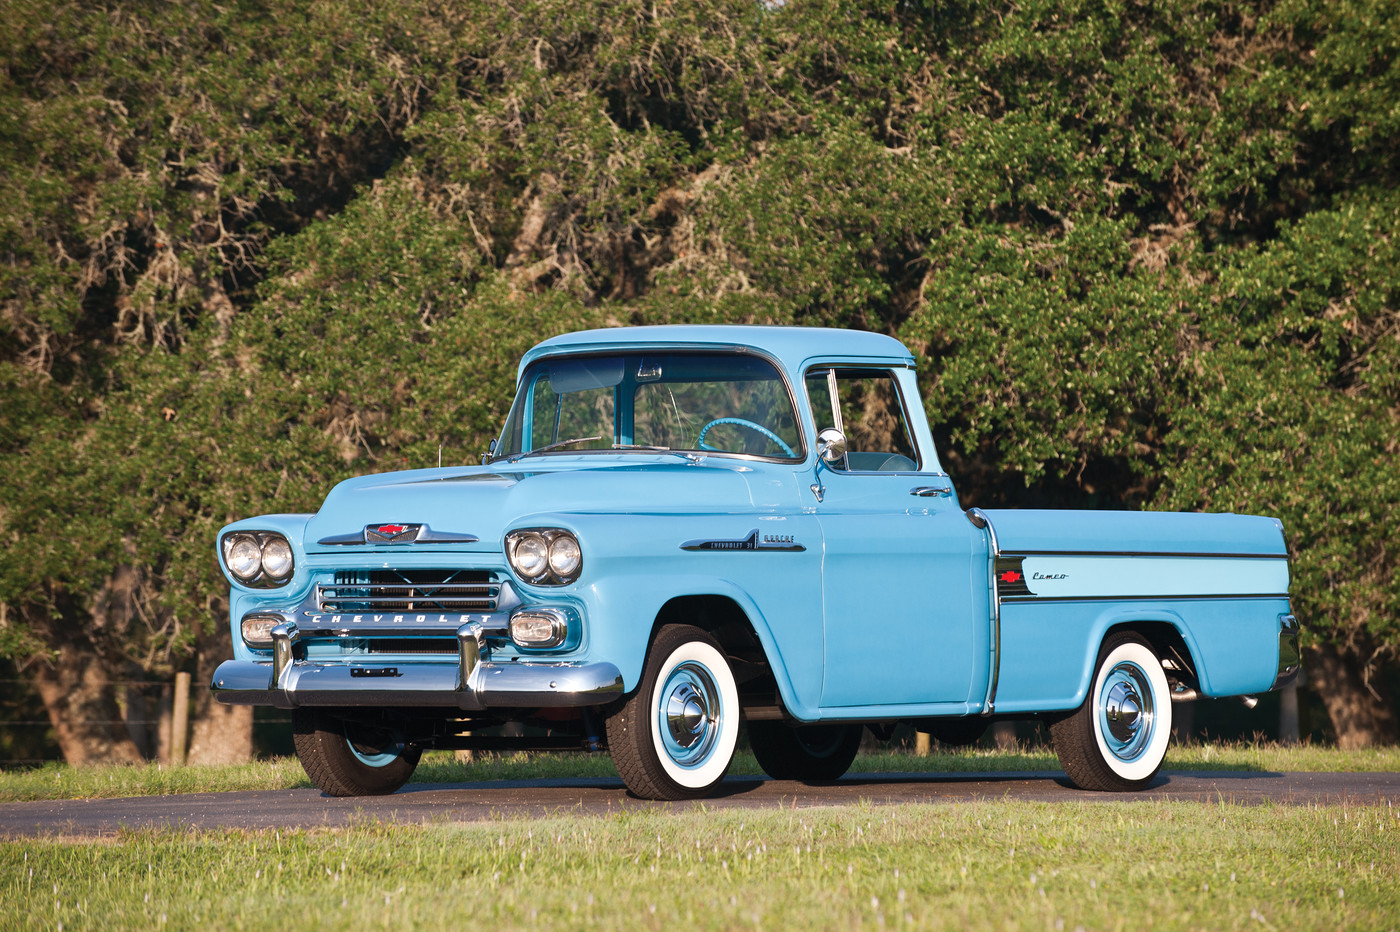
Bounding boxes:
[366,523,420,542]
[316,524,481,546]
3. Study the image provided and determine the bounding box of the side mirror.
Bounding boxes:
[810,428,847,504]
[481,438,498,465]
[817,428,848,465]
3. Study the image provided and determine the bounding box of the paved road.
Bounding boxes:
[3,770,1398,837]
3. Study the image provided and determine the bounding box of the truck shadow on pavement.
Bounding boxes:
[394,768,1292,802]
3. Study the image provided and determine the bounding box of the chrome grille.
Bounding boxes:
[364,638,459,654]
[319,569,498,612]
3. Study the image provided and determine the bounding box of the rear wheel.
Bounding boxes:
[748,721,862,782]
[1051,633,1172,791]
[292,708,421,796]
[607,625,740,800]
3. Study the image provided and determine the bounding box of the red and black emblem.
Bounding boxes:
[994,556,1032,597]
[365,523,421,543]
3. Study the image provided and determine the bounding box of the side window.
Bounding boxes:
[807,368,919,471]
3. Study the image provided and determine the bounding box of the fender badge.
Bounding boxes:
[680,529,805,552]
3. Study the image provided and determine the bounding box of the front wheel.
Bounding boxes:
[1051,633,1172,791]
[292,708,421,796]
[606,625,740,800]
[748,721,862,782]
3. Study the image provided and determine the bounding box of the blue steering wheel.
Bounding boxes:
[696,418,796,457]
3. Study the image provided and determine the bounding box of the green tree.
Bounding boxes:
[2,0,1397,759]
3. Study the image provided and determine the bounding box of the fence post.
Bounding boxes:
[1279,683,1300,745]
[171,671,191,766]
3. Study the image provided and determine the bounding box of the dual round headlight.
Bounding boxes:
[506,528,582,585]
[221,532,295,587]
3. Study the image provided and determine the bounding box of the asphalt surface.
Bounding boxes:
[3,770,1398,837]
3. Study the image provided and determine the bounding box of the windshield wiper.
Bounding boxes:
[612,444,703,463]
[508,436,603,462]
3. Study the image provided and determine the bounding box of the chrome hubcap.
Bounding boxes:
[1098,661,1155,762]
[1104,681,1142,743]
[666,683,708,749]
[658,661,722,768]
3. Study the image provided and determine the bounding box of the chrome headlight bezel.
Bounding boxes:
[505,528,582,586]
[220,531,296,588]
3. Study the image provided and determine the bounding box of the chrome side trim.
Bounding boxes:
[966,508,1001,716]
[211,657,624,711]
[1000,549,1289,560]
[1272,613,1301,690]
[1000,593,1292,604]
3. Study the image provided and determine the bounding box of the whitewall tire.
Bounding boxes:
[607,625,740,800]
[1051,633,1172,791]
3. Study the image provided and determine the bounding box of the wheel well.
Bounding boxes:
[648,595,777,703]
[651,595,767,665]
[1104,620,1200,692]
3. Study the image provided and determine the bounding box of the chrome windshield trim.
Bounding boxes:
[491,347,808,465]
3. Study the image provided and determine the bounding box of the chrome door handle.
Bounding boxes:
[909,486,952,498]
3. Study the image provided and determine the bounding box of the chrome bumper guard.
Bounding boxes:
[211,619,623,710]
[1272,613,1301,690]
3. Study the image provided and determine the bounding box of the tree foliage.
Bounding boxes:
[1,0,1396,756]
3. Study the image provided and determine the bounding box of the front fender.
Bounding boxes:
[578,573,822,720]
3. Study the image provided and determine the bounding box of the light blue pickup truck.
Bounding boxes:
[212,326,1300,799]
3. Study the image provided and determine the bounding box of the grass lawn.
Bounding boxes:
[3,744,1397,929]
[2,742,1398,803]
[3,800,1397,930]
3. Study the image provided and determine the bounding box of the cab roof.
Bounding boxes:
[518,325,915,381]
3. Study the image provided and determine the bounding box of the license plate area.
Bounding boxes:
[350,667,400,678]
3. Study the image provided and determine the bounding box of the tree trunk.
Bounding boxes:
[29,646,143,765]
[187,608,253,764]
[1304,644,1400,748]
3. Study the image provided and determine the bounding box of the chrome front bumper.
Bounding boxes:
[211,620,623,710]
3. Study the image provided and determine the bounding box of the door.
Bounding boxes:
[808,367,980,708]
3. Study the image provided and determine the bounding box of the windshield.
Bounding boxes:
[495,353,804,461]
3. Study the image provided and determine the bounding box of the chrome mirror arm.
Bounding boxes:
[810,428,848,503]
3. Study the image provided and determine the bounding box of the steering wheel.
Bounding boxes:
[696,417,796,457]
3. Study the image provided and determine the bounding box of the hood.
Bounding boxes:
[303,458,761,552]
